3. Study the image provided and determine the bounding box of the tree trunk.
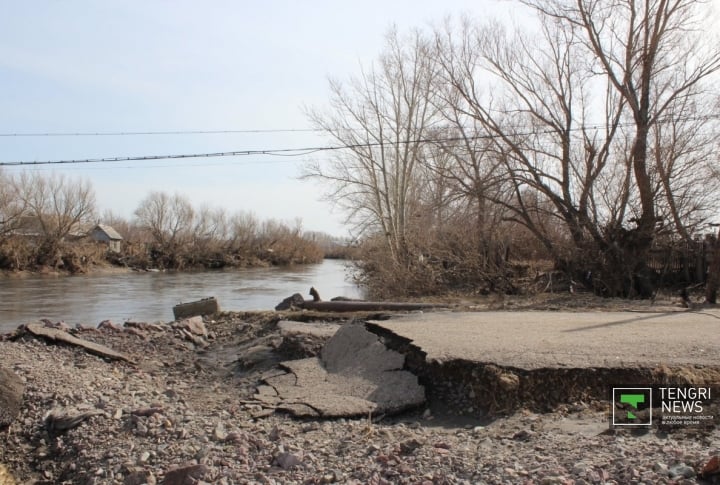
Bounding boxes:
[705,229,720,304]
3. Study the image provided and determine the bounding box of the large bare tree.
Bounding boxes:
[435,0,720,296]
[304,29,440,265]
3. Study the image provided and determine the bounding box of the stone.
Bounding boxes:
[669,464,696,479]
[701,456,720,478]
[172,297,219,320]
[161,463,208,485]
[274,293,305,311]
[213,422,227,441]
[0,366,24,429]
[98,320,124,332]
[176,316,207,337]
[0,463,18,485]
[124,467,156,485]
[275,451,303,470]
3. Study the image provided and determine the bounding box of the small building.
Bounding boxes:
[90,224,123,252]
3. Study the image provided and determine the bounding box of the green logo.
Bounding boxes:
[620,393,645,419]
[612,388,652,427]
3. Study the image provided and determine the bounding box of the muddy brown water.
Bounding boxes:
[0,259,361,333]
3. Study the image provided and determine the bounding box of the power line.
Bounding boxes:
[1,114,718,138]
[2,114,718,167]
[0,147,332,167]
[0,128,323,137]
[18,159,301,171]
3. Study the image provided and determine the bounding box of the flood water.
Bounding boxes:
[0,259,362,333]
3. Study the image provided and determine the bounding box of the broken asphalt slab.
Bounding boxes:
[368,310,720,369]
[23,323,137,364]
[262,322,425,418]
[366,310,720,415]
[258,310,720,418]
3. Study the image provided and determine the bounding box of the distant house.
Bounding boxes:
[90,224,123,252]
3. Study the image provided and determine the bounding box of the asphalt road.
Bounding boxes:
[370,310,720,370]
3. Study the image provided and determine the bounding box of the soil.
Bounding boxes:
[0,295,719,485]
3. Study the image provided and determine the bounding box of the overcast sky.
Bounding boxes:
[0,1,527,236]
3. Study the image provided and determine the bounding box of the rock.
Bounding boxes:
[173,297,219,320]
[669,464,695,479]
[75,323,98,332]
[98,320,124,332]
[274,293,305,311]
[213,422,227,441]
[701,455,720,478]
[44,408,104,435]
[512,429,533,441]
[0,366,24,429]
[161,463,208,485]
[124,467,156,485]
[42,319,71,331]
[275,451,303,470]
[540,477,568,485]
[0,463,18,485]
[399,438,424,454]
[176,316,207,337]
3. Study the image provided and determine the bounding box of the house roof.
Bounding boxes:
[94,224,123,240]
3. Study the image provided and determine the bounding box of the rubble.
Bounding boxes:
[0,310,717,484]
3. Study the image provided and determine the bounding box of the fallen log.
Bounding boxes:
[295,300,444,312]
[24,323,137,364]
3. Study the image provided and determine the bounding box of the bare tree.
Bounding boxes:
[192,205,228,254]
[134,191,194,251]
[436,16,628,286]
[227,211,259,254]
[304,28,440,265]
[0,170,27,240]
[649,97,720,243]
[530,0,719,289]
[436,0,720,296]
[15,172,96,265]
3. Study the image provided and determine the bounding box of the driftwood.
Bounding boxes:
[24,323,137,364]
[0,365,24,429]
[45,408,104,436]
[276,287,446,312]
[299,300,444,312]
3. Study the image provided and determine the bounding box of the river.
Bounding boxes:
[0,259,362,333]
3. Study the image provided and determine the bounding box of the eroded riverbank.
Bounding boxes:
[1,305,719,484]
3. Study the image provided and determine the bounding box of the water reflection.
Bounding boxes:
[0,259,361,332]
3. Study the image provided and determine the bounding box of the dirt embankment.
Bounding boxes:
[1,306,718,484]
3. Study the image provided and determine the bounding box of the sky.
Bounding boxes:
[0,1,527,237]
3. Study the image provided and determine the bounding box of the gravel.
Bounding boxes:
[0,311,718,485]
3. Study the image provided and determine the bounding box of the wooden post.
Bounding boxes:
[705,228,720,304]
[695,240,705,284]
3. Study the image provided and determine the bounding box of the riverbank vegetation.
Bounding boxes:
[306,0,720,301]
[0,171,341,274]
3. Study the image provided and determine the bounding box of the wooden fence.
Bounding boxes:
[647,237,716,285]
